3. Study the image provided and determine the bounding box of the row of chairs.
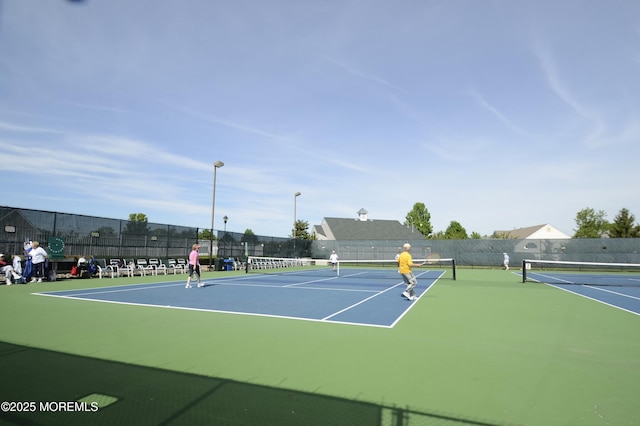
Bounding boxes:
[94,258,191,278]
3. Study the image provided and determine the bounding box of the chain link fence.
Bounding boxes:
[0,206,313,262]
[311,238,640,266]
[2,206,638,266]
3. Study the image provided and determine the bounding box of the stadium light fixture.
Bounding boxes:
[223,215,228,258]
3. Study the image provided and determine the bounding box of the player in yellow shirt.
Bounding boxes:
[397,243,422,301]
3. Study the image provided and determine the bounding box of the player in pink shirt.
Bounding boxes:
[185,243,202,288]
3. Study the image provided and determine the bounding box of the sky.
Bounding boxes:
[1,0,639,238]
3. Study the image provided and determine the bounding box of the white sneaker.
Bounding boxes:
[185,284,191,288]
[402,291,410,299]
[6,280,12,286]
[410,296,418,301]
[30,278,37,283]
[37,278,43,283]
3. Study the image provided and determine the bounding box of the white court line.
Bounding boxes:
[207,280,379,293]
[34,291,395,329]
[284,275,341,287]
[323,270,443,322]
[215,273,385,293]
[36,282,183,297]
[587,285,640,301]
[525,273,640,316]
[322,284,402,321]
[546,285,640,317]
[529,272,575,284]
[389,271,444,327]
[33,269,448,328]
[284,268,436,293]
[34,274,388,298]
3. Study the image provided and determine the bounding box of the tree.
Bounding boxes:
[241,229,259,244]
[443,221,469,239]
[404,202,433,238]
[573,208,609,238]
[470,231,482,239]
[609,208,640,238]
[292,220,311,240]
[124,213,150,235]
[431,230,445,239]
[199,229,217,241]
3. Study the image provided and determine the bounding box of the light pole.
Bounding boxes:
[293,191,301,252]
[223,215,228,258]
[210,161,224,270]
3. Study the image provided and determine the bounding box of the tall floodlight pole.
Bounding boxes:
[223,215,228,258]
[293,192,301,252]
[210,161,224,270]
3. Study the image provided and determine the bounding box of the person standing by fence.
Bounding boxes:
[29,241,48,283]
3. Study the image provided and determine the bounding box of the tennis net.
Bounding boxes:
[522,259,640,286]
[246,256,456,280]
[245,256,315,272]
[337,258,456,280]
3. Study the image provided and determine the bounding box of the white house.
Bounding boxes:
[493,224,571,239]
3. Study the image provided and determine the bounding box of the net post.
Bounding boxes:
[245,257,250,274]
[336,260,340,276]
[452,258,456,280]
[522,260,526,283]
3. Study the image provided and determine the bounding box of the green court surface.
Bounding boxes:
[0,269,638,425]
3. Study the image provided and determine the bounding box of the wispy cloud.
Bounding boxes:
[532,40,607,148]
[169,105,309,157]
[321,55,404,93]
[0,121,61,134]
[61,101,134,114]
[0,129,212,208]
[421,137,491,163]
[330,158,367,173]
[468,89,532,138]
[170,105,371,174]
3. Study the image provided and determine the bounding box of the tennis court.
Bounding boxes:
[1,264,639,425]
[521,259,640,315]
[34,264,450,328]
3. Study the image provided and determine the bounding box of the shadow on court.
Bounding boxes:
[0,342,505,426]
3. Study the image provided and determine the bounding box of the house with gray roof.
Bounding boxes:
[312,208,424,241]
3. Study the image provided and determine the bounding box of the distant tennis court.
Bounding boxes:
[34,266,452,328]
[521,259,640,315]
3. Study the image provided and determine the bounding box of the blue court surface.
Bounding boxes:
[524,271,640,315]
[34,269,448,328]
